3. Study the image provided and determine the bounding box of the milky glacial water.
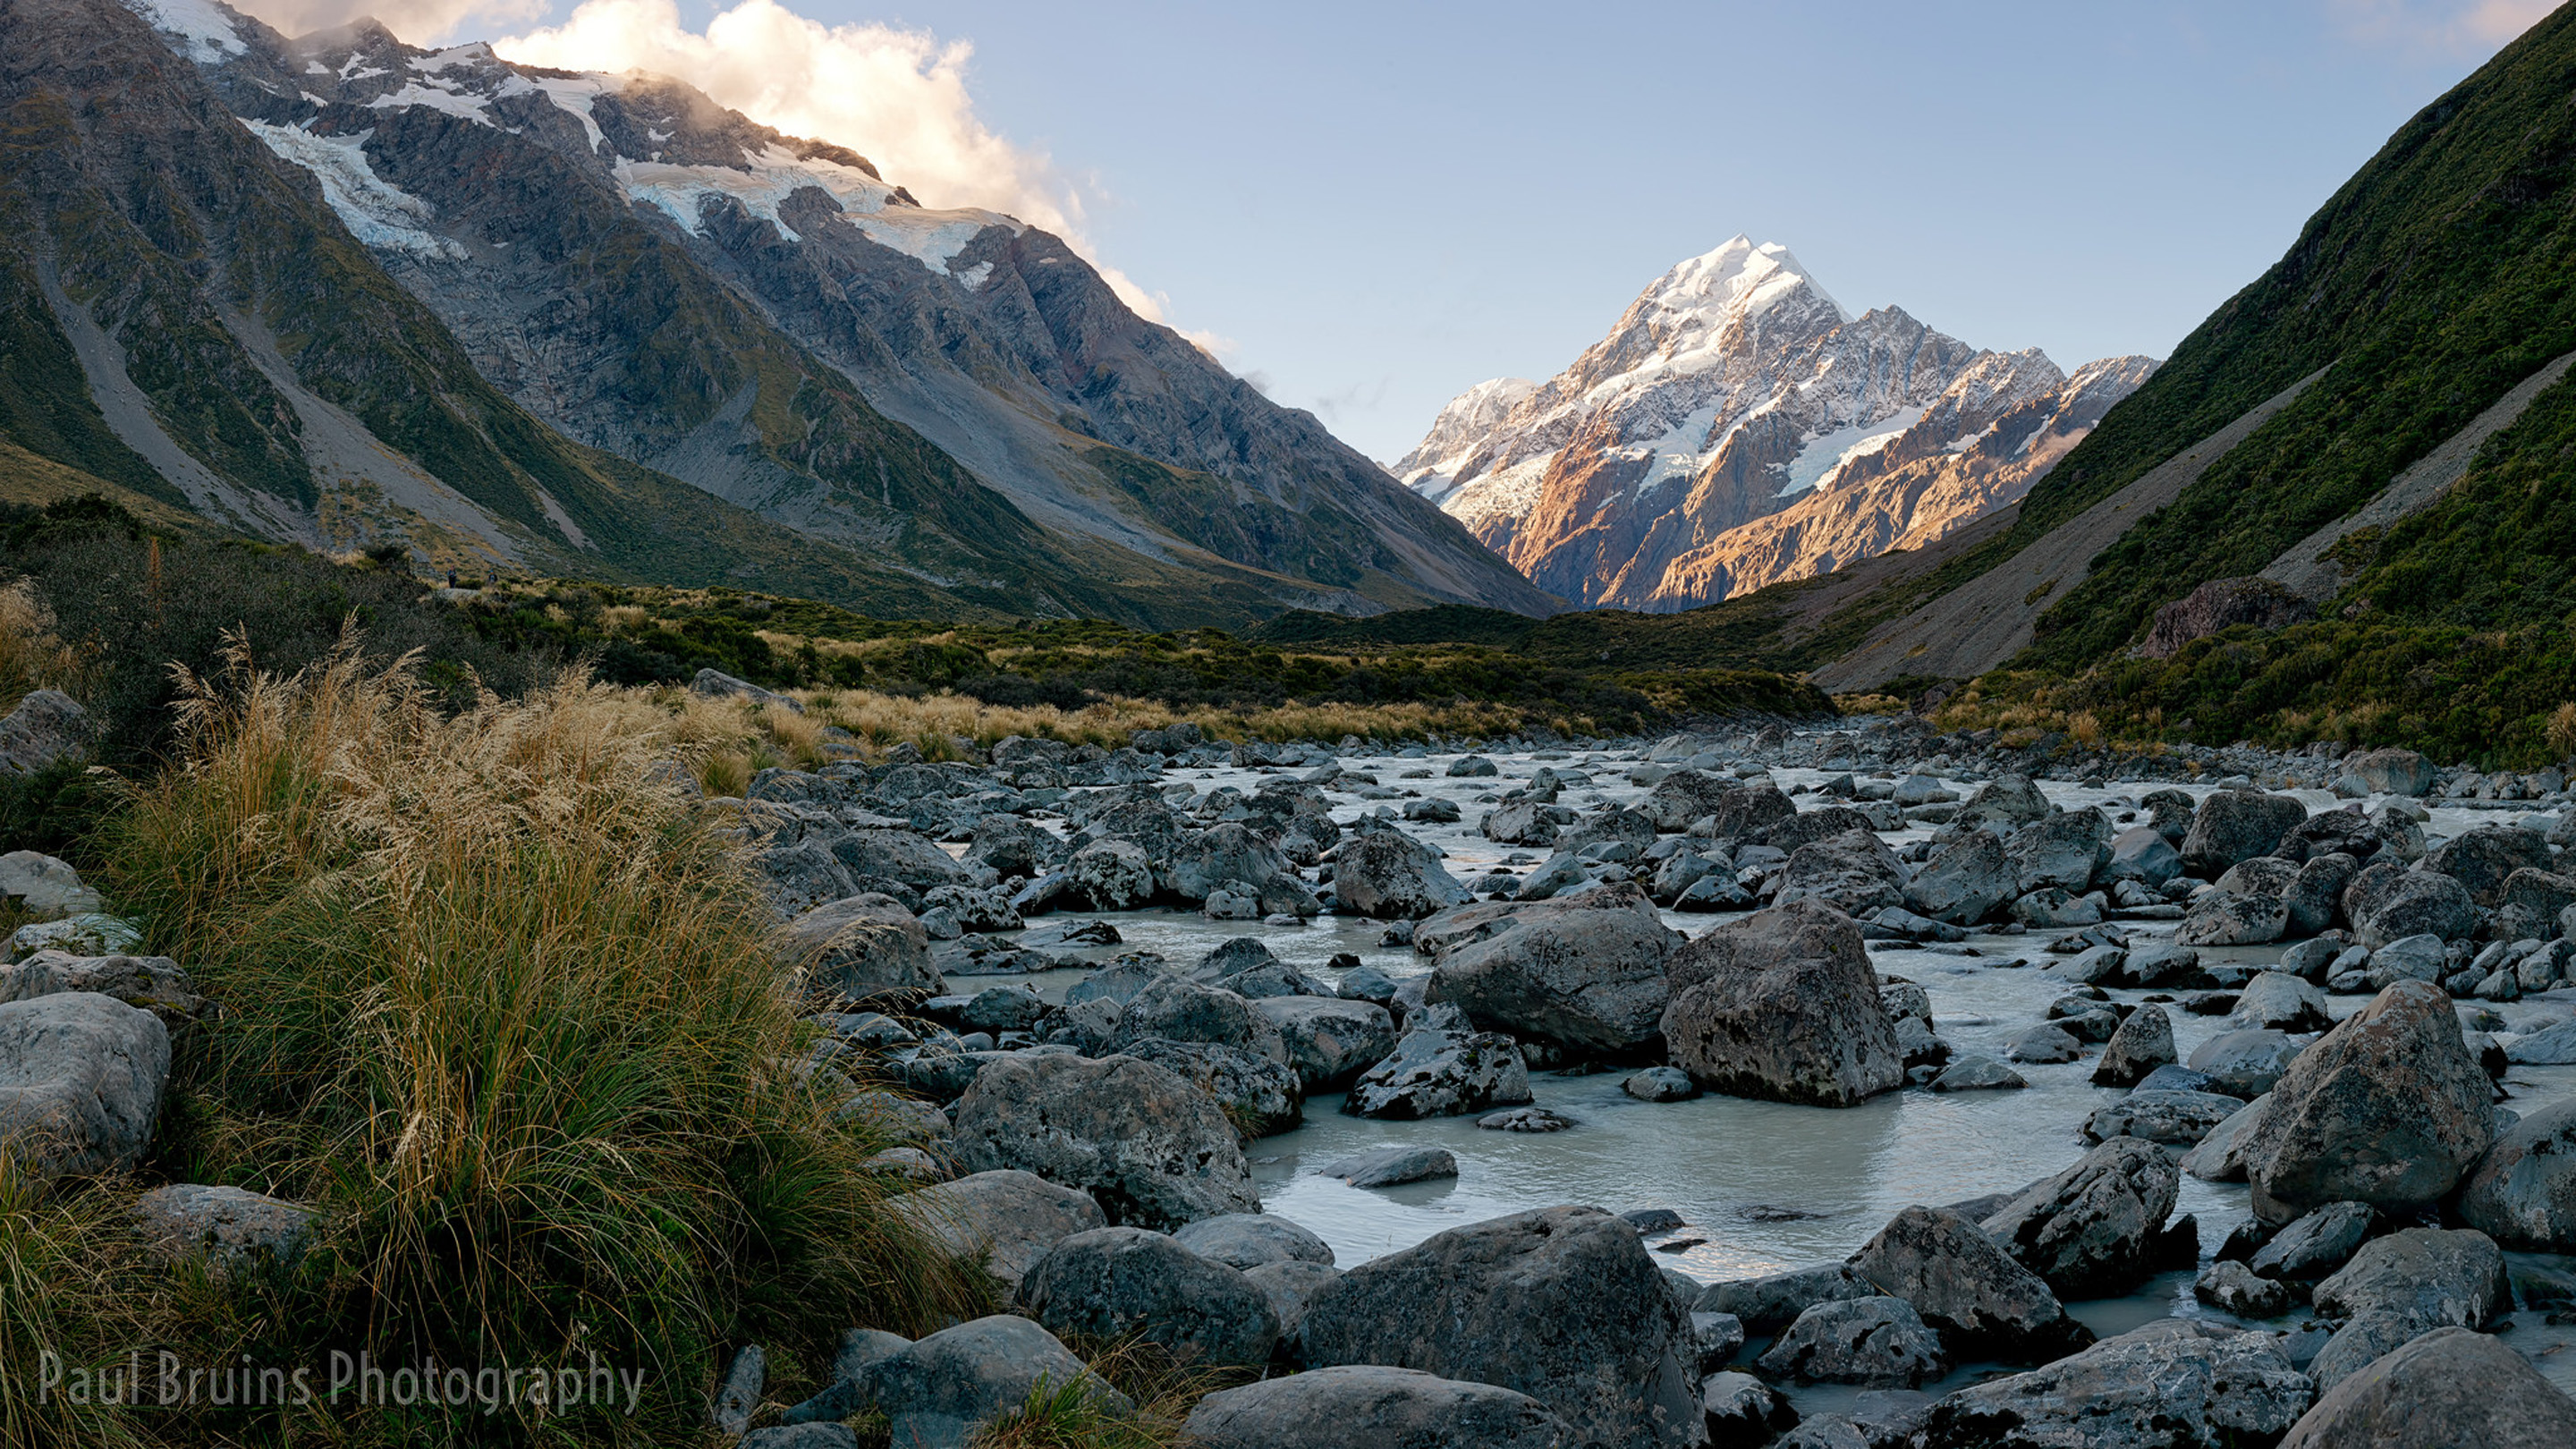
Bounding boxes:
[970,746,2576,1398]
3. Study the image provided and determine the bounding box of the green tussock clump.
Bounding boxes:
[0,635,983,1445]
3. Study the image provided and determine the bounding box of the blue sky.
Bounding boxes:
[355,0,2560,462]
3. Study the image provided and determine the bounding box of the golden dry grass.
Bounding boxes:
[0,580,89,716]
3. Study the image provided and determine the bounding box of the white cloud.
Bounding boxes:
[492,0,1169,320]
[2330,0,2562,51]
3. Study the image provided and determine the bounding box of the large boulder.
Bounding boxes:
[1254,997,1399,1092]
[1755,1296,1945,1388]
[2248,1200,2381,1284]
[2103,826,2184,886]
[2286,853,2360,936]
[0,689,94,777]
[2350,870,2476,948]
[1758,805,1877,855]
[2341,747,2437,797]
[1170,1213,1334,1271]
[0,992,169,1177]
[1659,903,1905,1107]
[962,814,1061,878]
[1775,829,1911,918]
[1849,1206,2089,1360]
[949,1053,1259,1230]
[1343,1030,1533,1120]
[2181,790,2308,877]
[1186,1367,1572,1449]
[1116,1038,1303,1139]
[1702,784,1799,840]
[2459,1095,2576,1250]
[1166,824,1317,917]
[2310,1227,2511,1331]
[2423,825,2552,907]
[1333,826,1472,919]
[2005,809,2110,894]
[1111,977,1289,1065]
[2239,981,2495,1224]
[1427,889,1682,1054]
[1915,1318,2314,1449]
[776,895,942,1003]
[2083,1089,2247,1148]
[2494,868,2576,944]
[831,828,979,892]
[0,852,100,920]
[1066,839,1157,911]
[1016,1226,1279,1368]
[2090,1003,2176,1088]
[2229,972,2332,1034]
[1639,771,1740,833]
[1902,829,2013,926]
[1979,1137,2181,1298]
[1958,775,2050,832]
[852,1316,1123,1449]
[886,1169,1108,1292]
[1298,1206,1701,1449]
[2176,889,2290,947]
[2275,1326,2576,1447]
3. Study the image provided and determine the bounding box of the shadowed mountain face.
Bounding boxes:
[1397,237,2151,613]
[0,0,1554,627]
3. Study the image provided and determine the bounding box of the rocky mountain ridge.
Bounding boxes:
[0,0,1551,627]
[1399,237,2152,611]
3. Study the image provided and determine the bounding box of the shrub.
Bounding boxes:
[36,635,983,1443]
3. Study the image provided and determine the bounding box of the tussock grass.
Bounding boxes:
[2551,701,2576,758]
[8,632,983,1443]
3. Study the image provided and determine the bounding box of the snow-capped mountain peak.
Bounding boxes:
[1400,237,2157,610]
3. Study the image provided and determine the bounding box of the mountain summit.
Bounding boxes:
[1398,236,2152,611]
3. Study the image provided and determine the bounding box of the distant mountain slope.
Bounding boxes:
[108,0,1552,623]
[1398,237,2148,610]
[0,0,1003,621]
[1777,6,2576,764]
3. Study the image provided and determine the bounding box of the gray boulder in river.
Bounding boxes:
[1979,1137,2182,1298]
[1424,884,1682,1054]
[2309,1227,2511,1332]
[2238,980,2495,1224]
[1755,1295,1946,1388]
[2458,1095,2576,1250]
[775,894,941,1004]
[1914,1318,2313,1449]
[1775,829,1912,918]
[948,1053,1259,1230]
[1297,1205,1701,1449]
[2275,1325,2576,1447]
[1902,828,2013,926]
[1331,824,1473,919]
[1848,1206,2090,1361]
[2180,789,2308,877]
[1185,1366,1572,1449]
[1659,902,1905,1107]
[1342,1029,1533,1120]
[1014,1225,1280,1368]
[1253,997,1398,1092]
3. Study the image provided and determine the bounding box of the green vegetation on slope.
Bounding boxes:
[1995,6,2576,671]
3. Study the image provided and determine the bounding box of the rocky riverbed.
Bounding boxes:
[13,677,2576,1446]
